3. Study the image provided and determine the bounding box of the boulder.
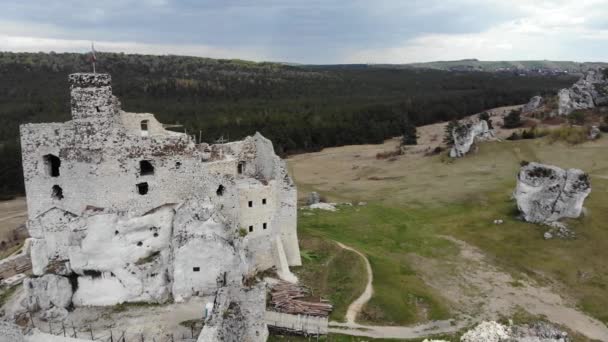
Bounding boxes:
[522,96,545,114]
[460,321,511,342]
[558,69,608,116]
[449,120,496,158]
[511,321,570,341]
[22,274,73,312]
[588,125,601,140]
[308,203,337,211]
[307,192,321,205]
[514,162,591,225]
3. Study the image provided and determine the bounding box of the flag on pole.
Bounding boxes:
[90,42,97,73]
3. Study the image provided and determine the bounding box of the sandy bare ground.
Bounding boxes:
[328,236,608,340]
[410,236,608,341]
[288,105,527,204]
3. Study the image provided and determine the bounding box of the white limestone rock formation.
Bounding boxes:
[588,125,601,140]
[522,96,545,114]
[198,283,268,342]
[461,321,511,342]
[449,120,496,158]
[307,192,321,205]
[558,69,608,116]
[0,321,24,342]
[511,321,570,342]
[514,162,591,226]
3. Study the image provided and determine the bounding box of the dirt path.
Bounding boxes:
[411,236,608,341]
[331,241,465,339]
[334,241,373,324]
[331,237,608,340]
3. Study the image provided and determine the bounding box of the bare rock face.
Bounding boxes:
[511,321,570,341]
[449,120,495,158]
[0,321,24,342]
[588,125,601,140]
[558,69,608,116]
[460,321,570,342]
[198,283,268,342]
[514,162,591,225]
[22,274,73,312]
[522,96,545,114]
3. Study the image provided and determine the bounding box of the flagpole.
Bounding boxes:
[91,42,96,74]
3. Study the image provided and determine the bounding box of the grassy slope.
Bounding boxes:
[294,235,368,322]
[299,206,455,325]
[289,136,608,326]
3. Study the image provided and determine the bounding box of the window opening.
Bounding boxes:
[140,160,154,175]
[137,182,149,195]
[43,154,61,177]
[51,185,64,200]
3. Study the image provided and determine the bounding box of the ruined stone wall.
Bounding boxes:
[120,112,180,137]
[19,73,301,308]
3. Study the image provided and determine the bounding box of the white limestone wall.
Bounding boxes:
[21,122,240,220]
[171,196,246,302]
[20,73,301,308]
[120,112,181,137]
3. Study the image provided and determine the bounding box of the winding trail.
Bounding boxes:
[334,241,373,324]
[330,239,608,340]
[331,241,464,339]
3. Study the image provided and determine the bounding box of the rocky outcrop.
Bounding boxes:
[522,96,545,114]
[514,162,591,226]
[588,125,601,140]
[558,69,608,116]
[198,283,268,342]
[449,120,496,158]
[511,321,570,341]
[460,321,569,342]
[0,321,24,342]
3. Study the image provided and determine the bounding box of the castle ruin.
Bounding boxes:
[19,73,301,312]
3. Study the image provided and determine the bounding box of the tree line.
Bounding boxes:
[0,52,577,198]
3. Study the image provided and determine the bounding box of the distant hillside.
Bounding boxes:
[396,59,608,74]
[0,51,577,197]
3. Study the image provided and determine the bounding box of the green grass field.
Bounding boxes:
[294,235,368,322]
[289,136,608,328]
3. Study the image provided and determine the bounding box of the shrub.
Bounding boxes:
[601,115,608,132]
[547,126,588,145]
[376,148,402,160]
[503,109,522,128]
[401,117,418,145]
[506,132,521,140]
[521,129,536,139]
[443,119,458,146]
[568,111,586,125]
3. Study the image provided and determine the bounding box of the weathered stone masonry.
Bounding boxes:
[19,73,301,310]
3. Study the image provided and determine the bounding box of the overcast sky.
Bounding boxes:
[1,0,607,64]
